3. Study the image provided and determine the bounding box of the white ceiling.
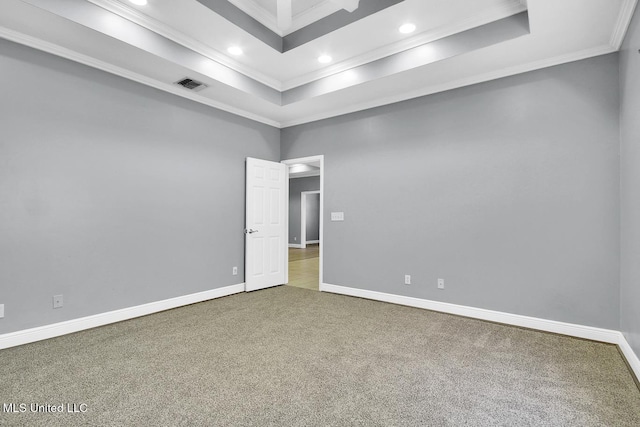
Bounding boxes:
[0,0,636,128]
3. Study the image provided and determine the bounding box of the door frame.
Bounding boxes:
[301,190,321,248]
[282,155,324,287]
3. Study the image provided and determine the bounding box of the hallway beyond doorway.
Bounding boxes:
[287,244,319,291]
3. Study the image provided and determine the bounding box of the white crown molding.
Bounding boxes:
[0,26,281,127]
[281,44,615,127]
[287,0,341,35]
[3,1,628,130]
[227,0,342,36]
[228,0,284,36]
[88,0,283,90]
[281,0,528,90]
[610,0,639,49]
[2,22,613,130]
[89,0,527,94]
[0,283,245,350]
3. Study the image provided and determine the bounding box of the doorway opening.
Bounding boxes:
[282,156,323,291]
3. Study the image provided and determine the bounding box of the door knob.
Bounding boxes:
[245,229,259,234]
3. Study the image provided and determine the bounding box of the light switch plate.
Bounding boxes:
[0,304,4,318]
[331,212,345,221]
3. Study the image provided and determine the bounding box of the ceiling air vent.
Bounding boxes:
[174,78,207,92]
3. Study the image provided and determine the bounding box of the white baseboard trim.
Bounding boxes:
[288,244,303,248]
[319,283,620,343]
[618,333,640,383]
[0,283,245,350]
[305,240,320,244]
[320,283,640,381]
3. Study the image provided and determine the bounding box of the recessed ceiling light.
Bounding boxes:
[227,46,243,56]
[318,55,332,64]
[399,23,416,34]
[129,0,148,5]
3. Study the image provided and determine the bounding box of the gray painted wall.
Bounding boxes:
[620,5,640,358]
[282,54,621,329]
[306,193,320,242]
[288,177,320,244]
[0,31,629,341]
[0,39,280,334]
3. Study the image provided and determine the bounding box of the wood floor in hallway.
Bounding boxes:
[287,244,319,291]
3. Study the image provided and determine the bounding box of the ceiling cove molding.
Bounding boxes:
[26,0,281,104]
[196,0,405,53]
[280,0,404,52]
[92,0,526,94]
[227,0,284,36]
[88,0,283,91]
[282,0,528,90]
[287,0,342,35]
[610,0,638,49]
[332,0,361,13]
[0,22,620,130]
[280,44,616,128]
[227,0,343,36]
[282,12,530,104]
[0,26,281,128]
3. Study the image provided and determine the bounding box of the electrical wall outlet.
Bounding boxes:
[438,278,445,289]
[404,275,411,285]
[294,237,297,241]
[53,295,63,309]
[0,304,4,318]
[232,266,238,275]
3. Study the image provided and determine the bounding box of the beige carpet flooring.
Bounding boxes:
[1,286,639,426]
[287,245,319,291]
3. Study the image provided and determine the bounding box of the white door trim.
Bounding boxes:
[301,190,320,248]
[282,155,324,286]
[284,165,289,284]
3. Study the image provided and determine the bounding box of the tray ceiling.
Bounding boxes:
[0,0,636,128]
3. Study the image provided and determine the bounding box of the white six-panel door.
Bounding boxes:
[245,158,287,292]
